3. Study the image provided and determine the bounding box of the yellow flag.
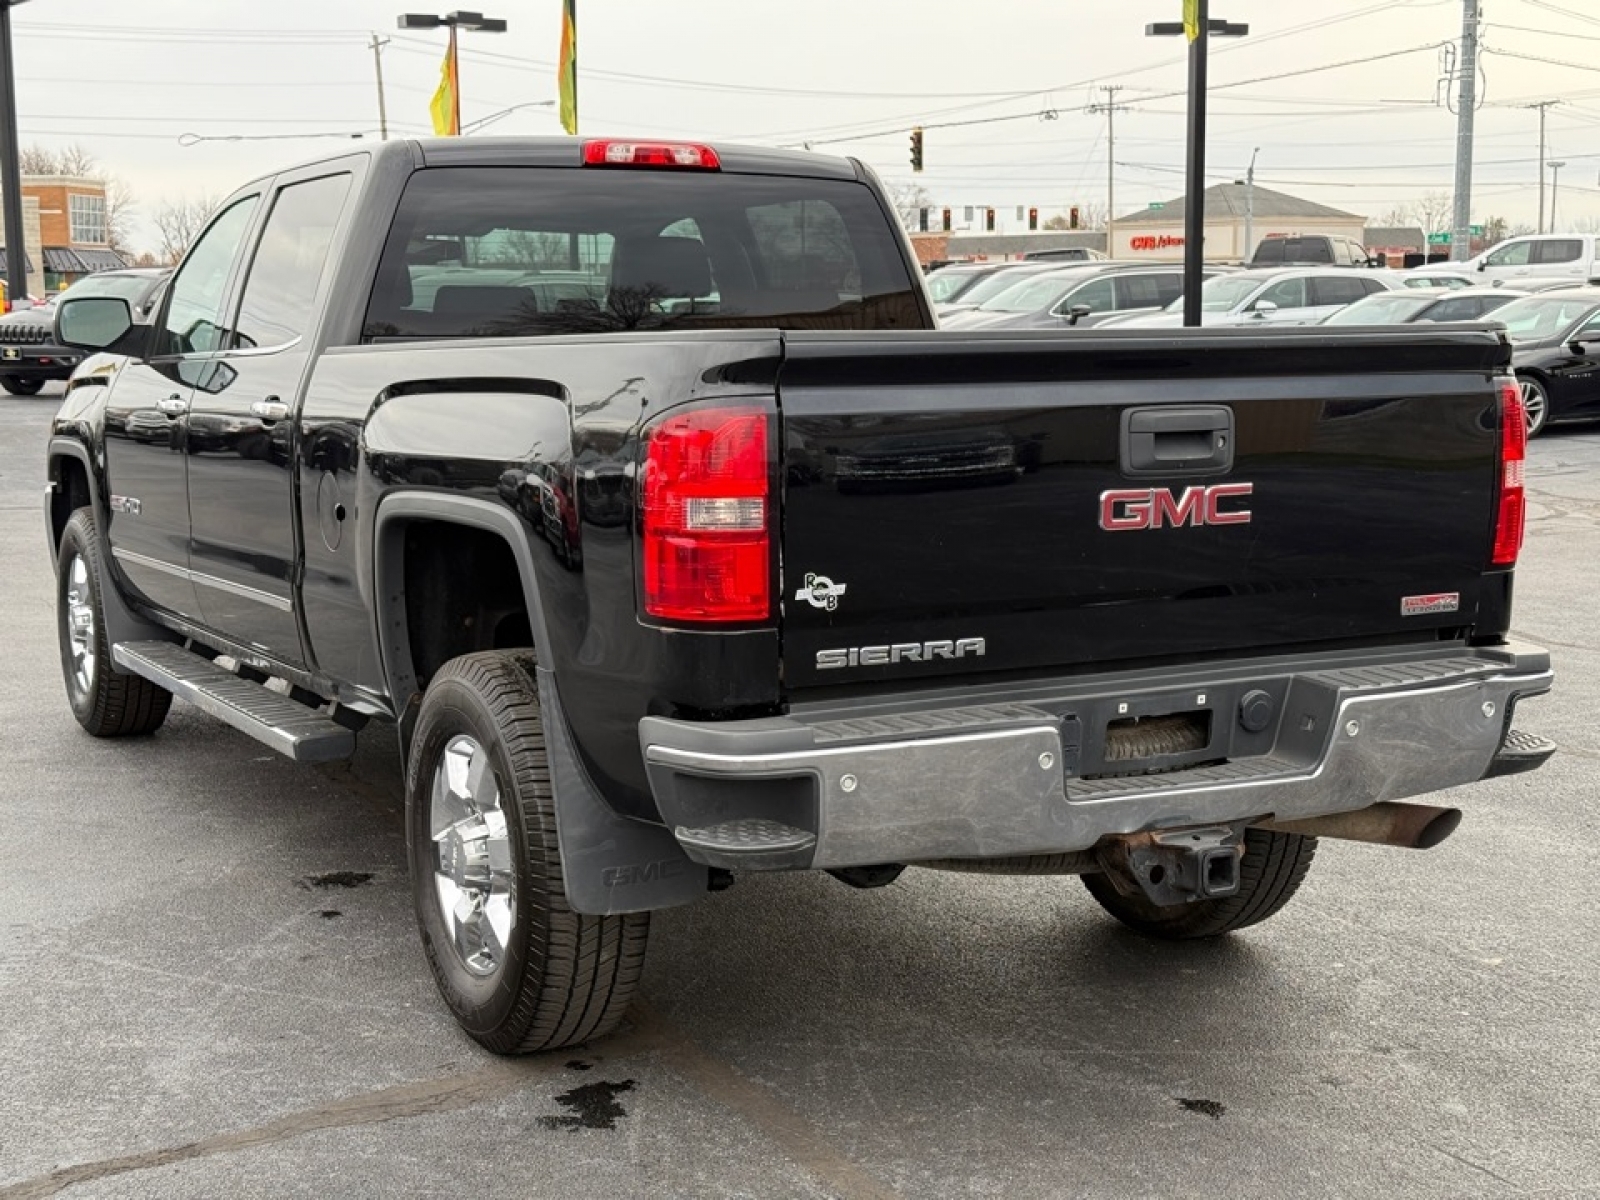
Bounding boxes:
[558,0,577,134]
[429,47,459,136]
[1183,0,1200,41]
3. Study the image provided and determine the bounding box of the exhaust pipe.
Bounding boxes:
[1259,802,1461,850]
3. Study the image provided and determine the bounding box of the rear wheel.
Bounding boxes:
[2,377,45,396]
[56,509,172,737]
[406,651,649,1054]
[1519,376,1550,438]
[1082,828,1317,939]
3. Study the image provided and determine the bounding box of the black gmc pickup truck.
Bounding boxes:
[45,137,1554,1054]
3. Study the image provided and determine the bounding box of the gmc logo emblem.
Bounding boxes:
[1099,483,1254,531]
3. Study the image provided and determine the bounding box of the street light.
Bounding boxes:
[398,10,508,136]
[461,100,557,135]
[1147,4,1249,327]
[1548,160,1567,230]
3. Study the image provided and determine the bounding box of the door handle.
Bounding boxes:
[251,399,289,422]
[156,395,188,416]
[1121,406,1235,478]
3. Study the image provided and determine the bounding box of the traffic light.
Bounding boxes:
[985,207,996,232]
[1028,206,1038,231]
[942,207,951,232]
[909,127,924,173]
[1070,205,1081,230]
[919,207,929,233]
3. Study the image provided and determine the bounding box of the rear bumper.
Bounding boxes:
[639,643,1554,871]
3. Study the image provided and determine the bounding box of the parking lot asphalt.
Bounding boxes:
[1,383,1597,1199]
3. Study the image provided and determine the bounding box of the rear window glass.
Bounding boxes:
[362,167,922,340]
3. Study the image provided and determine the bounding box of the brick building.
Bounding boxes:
[20,175,126,291]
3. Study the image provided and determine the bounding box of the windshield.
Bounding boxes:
[926,269,982,303]
[1166,274,1262,314]
[64,272,164,305]
[954,267,1050,307]
[1491,295,1600,342]
[1322,293,1435,325]
[978,274,1083,314]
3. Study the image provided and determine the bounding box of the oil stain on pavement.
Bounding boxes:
[537,1080,636,1132]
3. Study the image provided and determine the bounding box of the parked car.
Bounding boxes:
[923,262,1016,305]
[933,261,1069,319]
[1409,233,1600,284]
[1399,273,1474,290]
[1320,286,1526,326]
[1493,288,1600,435]
[1021,247,1107,262]
[1,268,168,396]
[1111,266,1405,328]
[1491,275,1600,294]
[1248,234,1379,268]
[941,263,1223,331]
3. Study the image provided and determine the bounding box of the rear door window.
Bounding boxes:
[1113,274,1167,310]
[1534,239,1582,265]
[1311,277,1370,306]
[1255,277,1307,309]
[362,167,922,340]
[233,173,352,350]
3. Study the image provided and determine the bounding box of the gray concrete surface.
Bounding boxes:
[1,382,1596,1199]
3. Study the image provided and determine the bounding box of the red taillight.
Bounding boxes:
[582,139,721,170]
[642,404,771,622]
[1492,378,1526,567]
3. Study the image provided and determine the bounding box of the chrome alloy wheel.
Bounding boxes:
[1520,378,1548,435]
[64,553,97,698]
[429,735,516,977]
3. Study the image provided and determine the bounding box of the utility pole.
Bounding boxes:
[1243,147,1260,263]
[0,0,30,311]
[1525,100,1558,232]
[1450,0,1480,263]
[1548,160,1566,228]
[1086,85,1130,258]
[369,34,390,141]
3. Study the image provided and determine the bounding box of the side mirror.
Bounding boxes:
[1065,303,1093,327]
[1476,261,1488,272]
[1251,300,1279,316]
[56,297,137,353]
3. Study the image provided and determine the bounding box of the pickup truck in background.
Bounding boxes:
[46,136,1555,1054]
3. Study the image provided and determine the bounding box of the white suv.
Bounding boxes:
[1411,234,1600,284]
[1110,266,1405,328]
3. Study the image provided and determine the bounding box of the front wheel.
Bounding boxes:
[1519,376,1550,438]
[56,508,172,737]
[406,651,650,1054]
[1082,828,1317,939]
[2,377,45,396]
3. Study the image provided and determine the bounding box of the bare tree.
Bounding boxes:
[1375,206,1415,229]
[885,181,933,230]
[153,196,220,265]
[1411,191,1454,235]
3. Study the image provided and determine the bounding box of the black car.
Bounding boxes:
[1496,288,1600,436]
[0,268,168,396]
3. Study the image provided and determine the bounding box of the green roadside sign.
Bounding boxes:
[1427,232,1451,245]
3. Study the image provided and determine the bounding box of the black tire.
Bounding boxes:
[1518,375,1550,438]
[406,651,649,1054]
[2,377,45,396]
[1082,828,1317,939]
[56,508,173,737]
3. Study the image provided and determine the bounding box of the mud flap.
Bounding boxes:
[535,665,708,916]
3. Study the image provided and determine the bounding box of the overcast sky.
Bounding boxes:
[11,0,1600,253]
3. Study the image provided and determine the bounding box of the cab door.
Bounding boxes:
[101,195,260,616]
[185,168,357,664]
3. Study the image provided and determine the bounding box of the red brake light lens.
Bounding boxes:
[642,404,771,622]
[582,140,721,170]
[1492,378,1526,567]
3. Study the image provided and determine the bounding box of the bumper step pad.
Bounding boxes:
[674,818,817,871]
[1484,728,1557,779]
[112,640,355,763]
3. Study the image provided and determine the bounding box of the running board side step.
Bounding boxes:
[112,640,356,763]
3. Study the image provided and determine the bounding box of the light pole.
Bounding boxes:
[1148,4,1249,327]
[399,10,508,136]
[460,100,556,135]
[0,0,31,311]
[1548,160,1566,230]
[1243,146,1260,263]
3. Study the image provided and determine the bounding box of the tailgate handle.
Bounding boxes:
[1120,406,1234,478]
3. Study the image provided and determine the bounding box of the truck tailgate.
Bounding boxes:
[776,328,1511,691]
